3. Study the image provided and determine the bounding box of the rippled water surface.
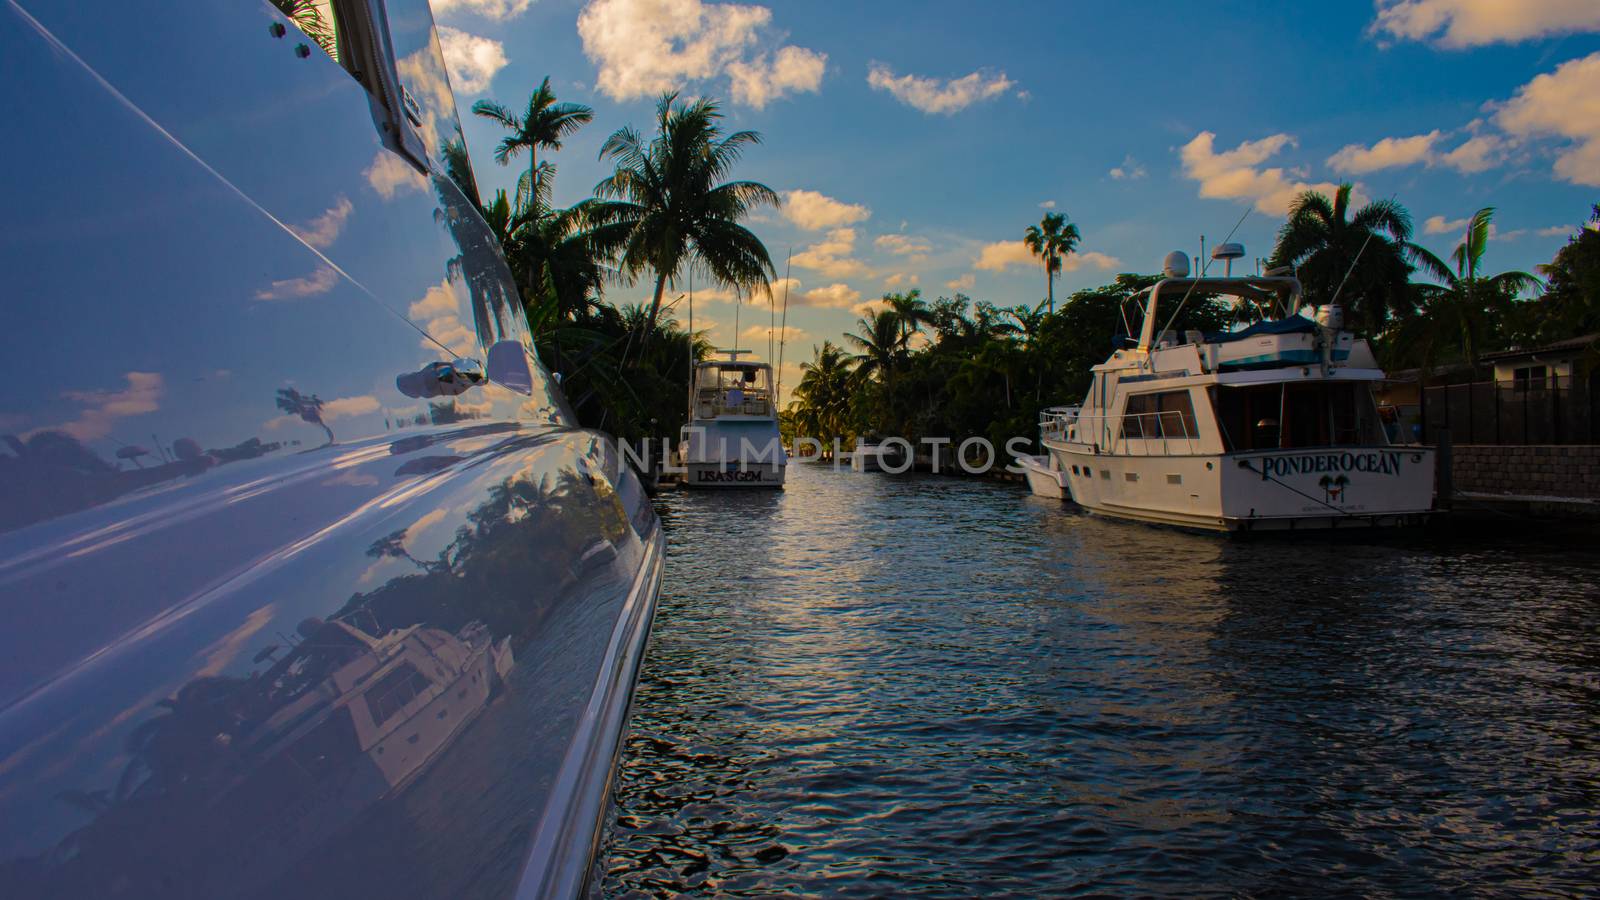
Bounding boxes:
[601,463,1600,896]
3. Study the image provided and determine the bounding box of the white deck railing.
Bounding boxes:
[1064,410,1203,456]
[694,388,773,419]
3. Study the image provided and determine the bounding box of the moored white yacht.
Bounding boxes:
[679,350,787,488]
[1033,247,1436,531]
[847,437,910,473]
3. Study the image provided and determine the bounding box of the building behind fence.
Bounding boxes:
[1422,372,1597,445]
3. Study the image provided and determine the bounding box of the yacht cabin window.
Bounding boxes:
[1213,382,1386,451]
[1119,390,1199,440]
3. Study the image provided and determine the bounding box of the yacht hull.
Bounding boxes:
[1046,442,1435,532]
[1016,454,1070,500]
[683,461,787,488]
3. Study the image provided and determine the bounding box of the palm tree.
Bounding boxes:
[472,78,593,210]
[1396,208,1544,367]
[790,341,855,450]
[275,387,332,446]
[881,289,933,346]
[1268,184,1429,334]
[1023,212,1080,314]
[844,309,906,383]
[588,93,779,337]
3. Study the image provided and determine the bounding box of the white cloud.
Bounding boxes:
[1424,214,1470,235]
[1327,131,1441,174]
[438,26,507,94]
[408,278,477,354]
[1372,0,1600,47]
[791,228,868,278]
[741,324,807,343]
[1109,155,1147,180]
[290,196,353,249]
[40,372,164,442]
[974,240,1035,272]
[1537,224,1575,237]
[323,395,382,420]
[1068,251,1121,271]
[576,0,824,108]
[1495,51,1600,187]
[874,233,931,259]
[431,0,533,20]
[884,272,919,288]
[256,265,339,301]
[728,45,827,108]
[1179,131,1344,215]
[1038,200,1056,209]
[782,189,870,230]
[1439,133,1506,173]
[973,240,1119,273]
[945,273,976,292]
[866,63,1014,115]
[365,150,428,199]
[795,283,861,308]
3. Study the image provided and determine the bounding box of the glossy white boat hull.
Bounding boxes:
[1016,454,1070,500]
[683,461,787,488]
[1046,442,1435,531]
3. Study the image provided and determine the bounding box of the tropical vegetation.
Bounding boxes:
[454,79,1596,467]
[783,195,1597,465]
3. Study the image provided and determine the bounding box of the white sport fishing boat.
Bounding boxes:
[679,350,787,488]
[1032,246,1436,531]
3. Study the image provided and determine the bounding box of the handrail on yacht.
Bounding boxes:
[694,387,773,418]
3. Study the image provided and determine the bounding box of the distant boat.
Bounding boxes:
[1032,247,1436,531]
[679,350,787,488]
[848,437,908,473]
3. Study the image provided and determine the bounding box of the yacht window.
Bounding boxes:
[1120,390,1198,440]
[1215,383,1384,451]
[367,662,431,727]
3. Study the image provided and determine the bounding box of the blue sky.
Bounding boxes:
[430,0,1600,387]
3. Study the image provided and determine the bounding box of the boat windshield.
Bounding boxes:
[694,365,773,418]
[1213,382,1387,451]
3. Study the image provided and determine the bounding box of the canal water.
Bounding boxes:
[600,462,1600,896]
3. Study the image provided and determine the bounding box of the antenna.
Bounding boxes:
[776,249,792,401]
[686,267,695,422]
[1149,206,1252,350]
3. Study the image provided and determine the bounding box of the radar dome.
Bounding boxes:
[1162,251,1190,279]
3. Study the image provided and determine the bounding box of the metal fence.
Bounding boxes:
[1422,373,1597,445]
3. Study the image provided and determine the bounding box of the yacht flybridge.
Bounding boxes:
[1030,247,1436,531]
[679,350,787,488]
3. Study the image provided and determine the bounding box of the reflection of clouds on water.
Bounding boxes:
[607,465,1600,896]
